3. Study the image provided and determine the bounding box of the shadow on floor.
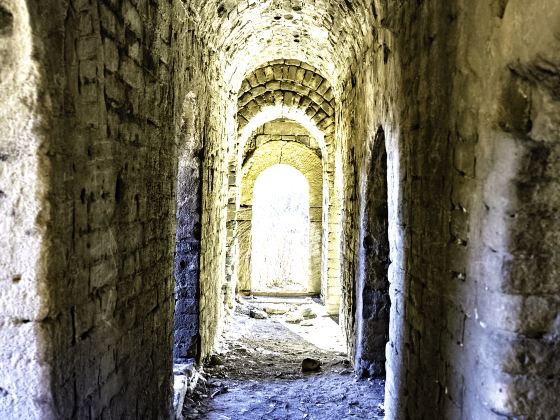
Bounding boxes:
[182,300,385,419]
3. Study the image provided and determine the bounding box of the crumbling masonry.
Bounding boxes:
[0,0,559,418]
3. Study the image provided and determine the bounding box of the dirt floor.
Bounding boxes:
[182,297,385,420]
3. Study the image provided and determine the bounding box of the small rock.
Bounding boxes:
[173,363,192,375]
[301,307,317,319]
[286,312,303,324]
[302,358,321,372]
[235,304,251,316]
[208,379,222,385]
[300,320,314,327]
[249,308,268,319]
[235,346,249,355]
[207,354,223,367]
[264,304,290,315]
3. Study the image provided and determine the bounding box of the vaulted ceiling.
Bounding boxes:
[194,0,376,92]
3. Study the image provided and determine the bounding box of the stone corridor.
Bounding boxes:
[1,0,560,419]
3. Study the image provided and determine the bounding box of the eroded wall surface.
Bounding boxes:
[0,0,52,417]
[0,0,211,417]
[37,1,184,416]
[1,0,559,418]
[354,127,390,378]
[172,16,211,362]
[339,0,560,418]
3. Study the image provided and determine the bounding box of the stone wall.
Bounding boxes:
[172,12,212,362]
[0,0,208,417]
[41,0,184,416]
[0,0,50,417]
[447,1,560,417]
[338,0,560,418]
[354,127,390,378]
[1,0,558,418]
[174,93,202,361]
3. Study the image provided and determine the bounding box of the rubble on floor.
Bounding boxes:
[182,298,385,419]
[173,362,202,419]
[301,358,322,372]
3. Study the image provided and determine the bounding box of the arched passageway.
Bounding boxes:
[1,0,559,419]
[233,120,325,297]
[251,164,311,294]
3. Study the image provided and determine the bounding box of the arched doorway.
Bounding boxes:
[235,131,324,297]
[251,164,310,294]
[355,127,391,378]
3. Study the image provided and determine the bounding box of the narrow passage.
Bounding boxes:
[183,298,385,419]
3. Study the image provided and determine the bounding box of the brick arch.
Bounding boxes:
[238,106,330,159]
[238,60,335,136]
[241,141,323,208]
[241,118,322,169]
[234,109,341,315]
[237,141,324,295]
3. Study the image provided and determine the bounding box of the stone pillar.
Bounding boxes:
[309,208,323,294]
[237,208,252,292]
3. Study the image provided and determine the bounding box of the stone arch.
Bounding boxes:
[241,141,323,207]
[229,60,342,312]
[241,120,322,165]
[239,106,329,158]
[238,60,335,136]
[237,139,323,295]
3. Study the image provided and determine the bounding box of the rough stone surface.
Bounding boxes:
[183,305,385,419]
[37,1,189,417]
[264,305,290,315]
[1,0,559,418]
[285,312,303,325]
[174,92,204,362]
[301,307,317,320]
[336,1,560,418]
[0,1,49,418]
[301,357,322,372]
[1,0,208,417]
[354,127,390,378]
[249,309,268,320]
